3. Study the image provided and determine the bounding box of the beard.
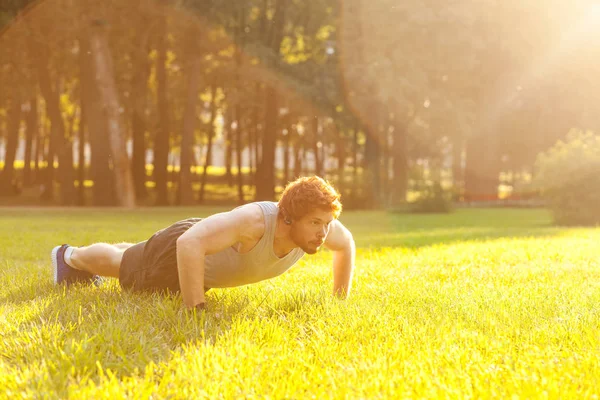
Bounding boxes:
[303,246,318,255]
[290,226,319,254]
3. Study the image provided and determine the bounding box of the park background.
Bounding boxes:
[0,0,598,222]
[2,1,600,398]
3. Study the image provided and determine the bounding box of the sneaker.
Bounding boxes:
[51,244,98,286]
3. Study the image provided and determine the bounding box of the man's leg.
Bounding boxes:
[68,243,134,278]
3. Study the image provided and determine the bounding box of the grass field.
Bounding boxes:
[1,207,600,399]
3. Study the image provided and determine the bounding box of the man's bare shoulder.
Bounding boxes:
[323,219,353,251]
[228,203,265,239]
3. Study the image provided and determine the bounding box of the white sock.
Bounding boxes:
[64,246,76,268]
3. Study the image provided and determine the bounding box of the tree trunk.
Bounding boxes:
[33,112,41,184]
[302,144,310,176]
[35,114,48,185]
[90,21,135,208]
[249,111,256,183]
[23,96,37,187]
[255,0,286,200]
[283,121,291,184]
[178,46,201,205]
[452,136,465,198]
[131,40,151,200]
[335,124,346,196]
[169,152,176,188]
[384,128,392,203]
[293,132,303,179]
[464,131,499,201]
[312,116,322,176]
[255,86,278,200]
[252,82,262,184]
[62,111,75,204]
[321,122,327,176]
[363,121,381,208]
[253,0,267,188]
[37,52,75,204]
[352,127,358,197]
[154,15,170,206]
[0,94,22,195]
[80,33,116,206]
[77,102,86,205]
[225,125,234,186]
[27,36,52,199]
[37,44,74,205]
[40,135,51,190]
[389,122,408,207]
[199,85,217,203]
[235,104,244,204]
[233,7,246,204]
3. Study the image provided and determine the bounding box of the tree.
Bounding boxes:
[33,37,76,204]
[23,96,37,187]
[80,30,116,206]
[198,84,218,203]
[89,20,135,208]
[153,14,171,206]
[254,0,288,201]
[130,22,152,201]
[0,91,22,195]
[178,30,203,205]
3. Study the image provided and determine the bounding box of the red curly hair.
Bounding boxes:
[278,176,342,221]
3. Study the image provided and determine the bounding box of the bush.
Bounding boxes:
[535,130,600,226]
[409,182,453,214]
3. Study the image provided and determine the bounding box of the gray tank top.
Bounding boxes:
[204,201,305,288]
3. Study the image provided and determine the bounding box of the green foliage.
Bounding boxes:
[4,208,600,397]
[408,182,453,213]
[535,130,600,226]
[2,0,600,207]
[0,0,35,30]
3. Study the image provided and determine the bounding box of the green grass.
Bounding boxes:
[1,208,600,398]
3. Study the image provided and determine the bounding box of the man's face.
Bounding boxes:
[289,208,335,254]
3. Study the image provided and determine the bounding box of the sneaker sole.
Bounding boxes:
[51,245,60,284]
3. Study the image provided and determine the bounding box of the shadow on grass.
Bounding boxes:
[0,280,55,306]
[1,280,279,383]
[0,207,566,255]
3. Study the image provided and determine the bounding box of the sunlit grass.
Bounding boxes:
[1,208,599,398]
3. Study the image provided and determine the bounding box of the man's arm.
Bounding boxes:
[176,205,261,309]
[323,219,356,299]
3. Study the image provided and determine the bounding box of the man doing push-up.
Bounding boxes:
[51,176,355,310]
